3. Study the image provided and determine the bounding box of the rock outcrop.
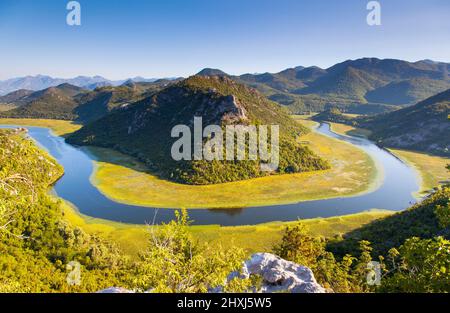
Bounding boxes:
[224,253,326,293]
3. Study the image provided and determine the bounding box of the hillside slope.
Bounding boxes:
[67,76,329,185]
[0,81,175,123]
[364,89,450,156]
[328,187,450,257]
[237,58,450,113]
[0,84,85,120]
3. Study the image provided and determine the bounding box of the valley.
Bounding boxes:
[0,63,448,294]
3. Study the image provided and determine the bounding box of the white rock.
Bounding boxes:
[97,287,135,293]
[229,253,326,293]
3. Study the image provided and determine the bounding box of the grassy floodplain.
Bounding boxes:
[328,122,450,197]
[389,149,450,196]
[0,118,82,136]
[87,119,378,209]
[61,198,392,257]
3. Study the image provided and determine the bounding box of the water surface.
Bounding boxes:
[1,124,420,225]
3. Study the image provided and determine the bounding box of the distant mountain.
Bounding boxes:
[74,81,175,123]
[237,58,450,114]
[196,68,229,77]
[67,75,329,185]
[0,89,34,106]
[363,89,450,156]
[365,77,450,105]
[0,75,166,95]
[83,81,113,90]
[1,84,85,120]
[0,80,173,122]
[2,58,449,114]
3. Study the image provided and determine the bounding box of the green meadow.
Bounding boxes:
[328,121,450,197]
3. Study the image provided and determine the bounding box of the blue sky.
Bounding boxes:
[0,0,449,80]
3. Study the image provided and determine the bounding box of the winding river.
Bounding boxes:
[1,123,420,226]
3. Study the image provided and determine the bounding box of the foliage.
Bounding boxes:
[0,129,129,292]
[131,210,246,293]
[379,237,450,292]
[328,187,450,257]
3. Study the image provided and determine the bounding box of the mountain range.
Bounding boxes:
[0,79,179,122]
[363,88,450,156]
[199,58,450,114]
[0,74,166,95]
[2,58,449,115]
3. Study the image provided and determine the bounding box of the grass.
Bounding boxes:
[189,210,393,254]
[0,118,82,136]
[325,121,450,198]
[60,197,392,257]
[86,119,378,209]
[59,198,149,257]
[389,149,450,196]
[328,122,373,138]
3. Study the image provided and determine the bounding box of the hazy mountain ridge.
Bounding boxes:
[0,80,175,122]
[2,58,448,114]
[0,74,164,95]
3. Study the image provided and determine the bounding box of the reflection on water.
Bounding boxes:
[207,208,244,216]
[0,124,420,226]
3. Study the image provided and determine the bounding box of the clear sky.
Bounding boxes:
[0,0,449,80]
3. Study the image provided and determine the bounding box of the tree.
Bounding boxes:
[379,237,450,292]
[132,210,245,293]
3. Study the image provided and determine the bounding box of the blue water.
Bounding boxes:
[1,124,420,225]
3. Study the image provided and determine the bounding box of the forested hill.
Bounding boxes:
[313,89,450,156]
[0,129,125,292]
[363,89,450,156]
[67,75,329,185]
[0,80,176,123]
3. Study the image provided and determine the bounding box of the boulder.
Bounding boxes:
[227,253,326,293]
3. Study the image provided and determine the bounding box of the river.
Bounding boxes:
[0,123,420,225]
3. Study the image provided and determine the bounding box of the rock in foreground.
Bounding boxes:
[227,253,326,293]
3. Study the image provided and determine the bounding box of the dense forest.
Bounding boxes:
[0,129,448,292]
